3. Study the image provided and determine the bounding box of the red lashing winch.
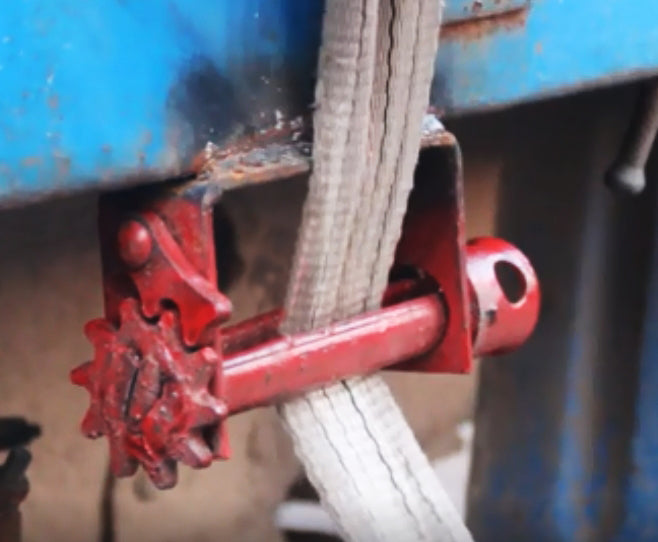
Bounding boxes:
[71,132,540,489]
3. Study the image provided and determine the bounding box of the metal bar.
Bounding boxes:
[220,236,540,413]
[219,278,424,356]
[606,80,658,195]
[222,294,444,413]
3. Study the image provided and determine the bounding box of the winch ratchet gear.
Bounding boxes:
[71,298,226,489]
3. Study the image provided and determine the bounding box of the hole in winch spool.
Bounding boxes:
[494,260,526,303]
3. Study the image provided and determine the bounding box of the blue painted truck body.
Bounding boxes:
[0,1,322,202]
[1,0,658,202]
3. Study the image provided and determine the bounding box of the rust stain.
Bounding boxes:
[472,1,484,14]
[20,156,42,168]
[193,111,454,190]
[441,6,528,41]
[54,154,71,179]
[421,130,456,148]
[197,141,311,189]
[189,114,309,178]
[421,111,456,148]
[47,94,59,109]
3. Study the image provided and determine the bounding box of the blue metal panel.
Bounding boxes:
[0,0,322,202]
[2,0,658,201]
[614,184,658,540]
[435,0,658,113]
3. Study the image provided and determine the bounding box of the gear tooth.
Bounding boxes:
[118,298,140,323]
[171,435,213,469]
[75,290,225,491]
[70,361,93,388]
[110,455,138,478]
[147,459,178,490]
[159,311,176,329]
[84,318,115,343]
[80,408,104,438]
[157,312,181,353]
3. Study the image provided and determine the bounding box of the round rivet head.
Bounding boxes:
[118,220,152,268]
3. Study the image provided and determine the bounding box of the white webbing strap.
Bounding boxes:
[280,1,473,540]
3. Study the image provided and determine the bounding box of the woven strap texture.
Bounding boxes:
[280,2,473,541]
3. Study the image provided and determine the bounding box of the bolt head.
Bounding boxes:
[118,220,152,268]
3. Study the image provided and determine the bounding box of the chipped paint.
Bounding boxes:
[441,6,529,41]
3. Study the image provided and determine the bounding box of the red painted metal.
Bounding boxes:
[395,138,472,373]
[72,299,228,489]
[119,212,232,348]
[219,243,540,414]
[79,188,235,488]
[72,133,540,489]
[222,294,444,413]
[97,187,226,345]
[117,220,153,268]
[222,309,283,355]
[466,237,541,355]
[74,230,539,489]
